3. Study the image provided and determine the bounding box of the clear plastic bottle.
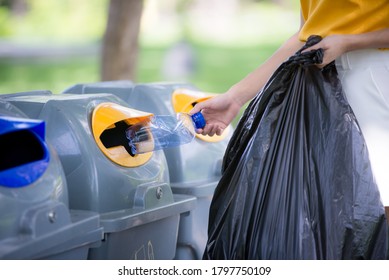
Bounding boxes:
[126,112,206,155]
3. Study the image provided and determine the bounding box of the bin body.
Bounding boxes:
[2,92,195,259]
[63,81,233,259]
[0,104,102,259]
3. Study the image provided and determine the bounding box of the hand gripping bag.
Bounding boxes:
[204,36,388,260]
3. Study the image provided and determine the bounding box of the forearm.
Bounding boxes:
[343,28,389,52]
[226,32,304,106]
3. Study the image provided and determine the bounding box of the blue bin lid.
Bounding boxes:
[0,116,50,188]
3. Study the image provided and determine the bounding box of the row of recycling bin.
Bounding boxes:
[0,81,233,260]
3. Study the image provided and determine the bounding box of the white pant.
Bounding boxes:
[336,49,389,206]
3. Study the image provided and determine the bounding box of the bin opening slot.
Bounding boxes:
[100,121,135,156]
[0,130,45,171]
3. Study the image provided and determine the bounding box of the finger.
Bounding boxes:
[216,128,224,136]
[189,100,207,115]
[207,130,216,137]
[302,46,318,53]
[189,98,212,115]
[201,128,210,136]
[201,123,215,136]
[208,125,220,137]
[195,128,203,134]
[189,105,201,115]
[301,41,323,53]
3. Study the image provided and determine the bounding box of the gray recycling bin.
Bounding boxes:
[1,91,195,260]
[0,103,102,260]
[63,81,233,260]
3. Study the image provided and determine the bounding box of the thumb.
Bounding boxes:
[189,100,207,115]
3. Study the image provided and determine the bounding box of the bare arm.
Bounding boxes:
[225,32,305,107]
[304,28,389,67]
[190,14,305,136]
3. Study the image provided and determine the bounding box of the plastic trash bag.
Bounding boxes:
[204,36,388,260]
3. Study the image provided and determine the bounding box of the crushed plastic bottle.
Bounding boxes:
[126,112,205,155]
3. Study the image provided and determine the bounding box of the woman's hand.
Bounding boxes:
[303,29,389,67]
[189,92,242,136]
[303,34,349,67]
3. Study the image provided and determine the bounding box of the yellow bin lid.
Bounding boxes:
[92,102,154,167]
[172,88,231,142]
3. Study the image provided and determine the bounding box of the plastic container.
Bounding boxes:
[62,81,233,259]
[1,91,196,260]
[0,110,102,260]
[126,112,205,155]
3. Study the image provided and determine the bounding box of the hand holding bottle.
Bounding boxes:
[189,93,242,137]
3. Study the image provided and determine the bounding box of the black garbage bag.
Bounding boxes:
[204,36,388,260]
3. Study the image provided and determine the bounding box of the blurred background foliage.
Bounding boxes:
[0,0,299,95]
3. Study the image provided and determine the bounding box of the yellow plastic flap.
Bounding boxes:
[92,102,153,167]
[172,88,231,142]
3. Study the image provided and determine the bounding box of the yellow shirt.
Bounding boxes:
[299,0,389,41]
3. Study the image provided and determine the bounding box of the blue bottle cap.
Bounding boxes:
[191,112,206,130]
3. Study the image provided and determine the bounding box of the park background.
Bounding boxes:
[0,0,300,123]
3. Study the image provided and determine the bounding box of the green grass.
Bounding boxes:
[188,43,278,93]
[0,56,99,94]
